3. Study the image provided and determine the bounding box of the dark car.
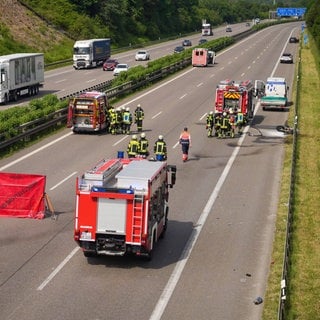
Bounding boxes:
[289,37,299,43]
[103,59,119,71]
[198,38,208,45]
[182,39,192,46]
[174,46,185,53]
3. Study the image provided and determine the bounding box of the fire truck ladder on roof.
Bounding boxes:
[131,191,144,243]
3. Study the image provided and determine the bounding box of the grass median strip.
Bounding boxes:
[262,34,320,319]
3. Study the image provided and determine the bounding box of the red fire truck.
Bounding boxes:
[67,91,110,133]
[214,79,255,122]
[74,158,176,260]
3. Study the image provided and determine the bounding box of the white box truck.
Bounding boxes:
[0,53,44,104]
[255,77,288,110]
[73,38,111,69]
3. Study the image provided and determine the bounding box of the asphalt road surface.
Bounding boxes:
[0,22,301,320]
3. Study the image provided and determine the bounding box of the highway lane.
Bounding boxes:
[0,22,301,320]
[2,22,250,109]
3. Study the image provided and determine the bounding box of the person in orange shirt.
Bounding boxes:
[179,127,191,162]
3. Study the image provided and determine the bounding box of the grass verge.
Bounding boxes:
[262,33,320,319]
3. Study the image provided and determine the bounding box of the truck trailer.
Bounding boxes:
[0,53,44,104]
[73,38,111,70]
[74,158,176,260]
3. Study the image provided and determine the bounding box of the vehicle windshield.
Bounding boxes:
[224,98,240,110]
[74,47,90,54]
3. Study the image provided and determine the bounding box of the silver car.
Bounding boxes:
[135,50,150,61]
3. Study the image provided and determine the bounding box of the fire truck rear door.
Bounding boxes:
[97,198,127,234]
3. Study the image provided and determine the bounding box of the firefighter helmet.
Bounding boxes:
[223,112,227,117]
[140,133,146,138]
[158,135,163,140]
[132,135,137,140]
[209,111,214,115]
[137,104,141,108]
[126,107,130,111]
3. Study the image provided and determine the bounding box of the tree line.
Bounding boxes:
[21,0,310,47]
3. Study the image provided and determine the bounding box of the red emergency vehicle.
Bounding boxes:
[67,91,109,133]
[214,79,255,122]
[74,158,176,260]
[192,48,215,67]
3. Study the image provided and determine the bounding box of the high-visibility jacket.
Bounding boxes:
[139,138,149,153]
[179,131,191,145]
[123,111,132,124]
[154,140,167,155]
[135,108,144,120]
[237,112,244,124]
[221,116,229,129]
[206,114,214,127]
[109,110,117,124]
[127,140,140,156]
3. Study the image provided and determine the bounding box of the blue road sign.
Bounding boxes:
[277,7,306,17]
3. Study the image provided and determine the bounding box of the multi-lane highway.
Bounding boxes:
[0,22,301,320]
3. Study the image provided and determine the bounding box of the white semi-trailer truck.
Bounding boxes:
[0,53,44,104]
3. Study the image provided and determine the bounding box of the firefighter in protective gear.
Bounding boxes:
[134,104,144,132]
[228,110,236,138]
[139,133,149,158]
[179,127,191,162]
[154,135,167,161]
[235,108,244,135]
[122,107,133,134]
[220,112,230,138]
[127,135,140,158]
[206,111,214,137]
[109,108,118,134]
[214,112,222,137]
[115,108,123,134]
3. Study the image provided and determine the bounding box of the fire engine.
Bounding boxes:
[192,48,216,67]
[214,79,255,122]
[74,158,176,260]
[67,91,110,133]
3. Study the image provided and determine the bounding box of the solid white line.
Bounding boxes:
[152,111,162,119]
[179,94,187,99]
[149,101,262,320]
[172,141,180,149]
[113,135,129,146]
[119,69,196,108]
[55,79,66,84]
[149,124,249,320]
[0,132,73,171]
[50,171,77,191]
[37,246,80,291]
[200,113,207,121]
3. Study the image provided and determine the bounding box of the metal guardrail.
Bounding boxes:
[277,44,301,320]
[0,58,191,152]
[0,29,255,152]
